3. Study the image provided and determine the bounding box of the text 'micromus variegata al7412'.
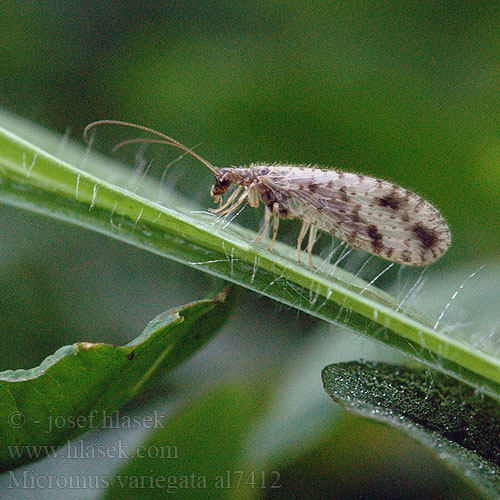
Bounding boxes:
[84,120,451,268]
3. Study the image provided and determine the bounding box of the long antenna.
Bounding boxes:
[111,137,192,153]
[83,120,220,175]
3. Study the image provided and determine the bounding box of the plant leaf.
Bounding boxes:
[0,115,499,398]
[102,385,263,500]
[322,361,500,499]
[0,287,234,471]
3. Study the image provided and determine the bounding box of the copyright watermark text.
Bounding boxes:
[6,409,165,433]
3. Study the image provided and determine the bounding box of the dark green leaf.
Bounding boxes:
[0,288,234,471]
[322,361,500,499]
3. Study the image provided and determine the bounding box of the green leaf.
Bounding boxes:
[103,385,263,500]
[0,287,234,471]
[0,114,499,398]
[322,361,500,499]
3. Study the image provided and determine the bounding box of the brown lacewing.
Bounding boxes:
[84,120,451,267]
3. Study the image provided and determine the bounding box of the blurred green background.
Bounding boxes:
[3,0,500,263]
[0,1,498,498]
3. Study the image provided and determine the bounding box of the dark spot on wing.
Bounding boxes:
[339,187,348,202]
[309,183,318,192]
[401,250,412,262]
[367,224,383,250]
[347,232,358,246]
[351,205,361,223]
[414,199,425,212]
[378,192,403,210]
[413,223,438,249]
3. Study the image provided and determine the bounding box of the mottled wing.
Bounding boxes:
[258,165,451,265]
